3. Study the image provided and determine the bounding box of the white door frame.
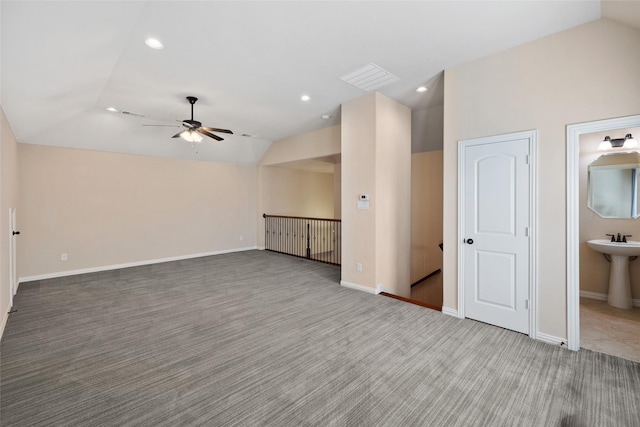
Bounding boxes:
[566,114,640,351]
[8,208,17,307]
[458,130,538,339]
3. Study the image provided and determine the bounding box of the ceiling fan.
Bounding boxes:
[147,96,233,142]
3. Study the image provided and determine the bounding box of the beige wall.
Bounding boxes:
[579,128,640,298]
[333,163,341,219]
[18,144,257,279]
[258,124,341,247]
[342,92,411,296]
[259,125,340,166]
[411,150,443,284]
[259,166,334,218]
[1,106,19,333]
[443,19,640,338]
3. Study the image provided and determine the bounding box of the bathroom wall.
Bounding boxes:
[579,127,640,300]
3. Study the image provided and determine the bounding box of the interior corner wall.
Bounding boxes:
[442,18,640,339]
[342,94,377,289]
[259,125,341,167]
[259,165,334,218]
[257,124,341,247]
[333,163,341,219]
[17,144,258,279]
[412,105,444,153]
[341,92,411,296]
[411,150,443,284]
[1,106,19,335]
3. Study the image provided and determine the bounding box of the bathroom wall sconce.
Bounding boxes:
[598,134,638,151]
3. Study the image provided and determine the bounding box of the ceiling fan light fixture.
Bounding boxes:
[180,129,202,143]
[144,38,164,50]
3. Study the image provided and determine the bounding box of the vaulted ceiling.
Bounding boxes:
[1,1,605,164]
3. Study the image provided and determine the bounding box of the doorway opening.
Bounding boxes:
[566,114,640,356]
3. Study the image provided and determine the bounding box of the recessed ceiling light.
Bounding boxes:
[106,107,118,112]
[300,95,311,102]
[416,86,428,93]
[144,38,164,49]
[321,114,331,119]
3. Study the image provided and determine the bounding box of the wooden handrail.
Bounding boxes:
[410,269,441,288]
[263,213,341,223]
[379,292,441,312]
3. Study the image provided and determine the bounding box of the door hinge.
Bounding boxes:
[525,299,529,310]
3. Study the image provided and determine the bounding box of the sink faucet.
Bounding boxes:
[607,233,632,242]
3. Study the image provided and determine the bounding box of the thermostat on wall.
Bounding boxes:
[359,194,369,201]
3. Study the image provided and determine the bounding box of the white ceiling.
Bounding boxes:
[1,1,603,164]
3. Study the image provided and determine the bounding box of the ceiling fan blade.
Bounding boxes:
[172,131,184,138]
[198,129,223,141]
[202,127,233,134]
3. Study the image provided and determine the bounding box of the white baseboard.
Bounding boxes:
[580,290,640,307]
[19,246,258,283]
[0,308,10,339]
[376,284,391,294]
[442,306,459,318]
[340,280,377,294]
[536,332,568,348]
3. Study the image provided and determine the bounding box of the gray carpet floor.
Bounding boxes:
[1,250,638,426]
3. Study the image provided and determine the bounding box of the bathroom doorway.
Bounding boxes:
[567,115,640,362]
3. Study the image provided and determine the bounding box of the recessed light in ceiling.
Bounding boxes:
[416,86,428,93]
[300,95,311,102]
[321,114,331,119]
[106,107,118,112]
[144,38,164,49]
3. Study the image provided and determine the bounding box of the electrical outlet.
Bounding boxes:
[61,253,68,261]
[356,262,362,272]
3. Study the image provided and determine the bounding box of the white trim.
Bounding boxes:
[19,246,258,283]
[0,308,10,339]
[442,306,459,318]
[376,284,391,294]
[340,280,377,294]
[457,130,538,336]
[566,115,640,352]
[536,332,567,347]
[580,290,640,307]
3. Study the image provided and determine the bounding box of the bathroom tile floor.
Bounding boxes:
[580,297,640,363]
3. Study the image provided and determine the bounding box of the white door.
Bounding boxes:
[9,208,18,307]
[460,134,534,334]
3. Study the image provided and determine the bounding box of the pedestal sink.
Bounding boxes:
[586,239,640,309]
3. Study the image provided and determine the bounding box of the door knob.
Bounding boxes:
[12,231,20,236]
[465,238,474,244]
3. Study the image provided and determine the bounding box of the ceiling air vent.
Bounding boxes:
[339,63,399,92]
[120,110,145,118]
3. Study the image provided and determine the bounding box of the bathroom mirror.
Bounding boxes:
[588,152,640,219]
